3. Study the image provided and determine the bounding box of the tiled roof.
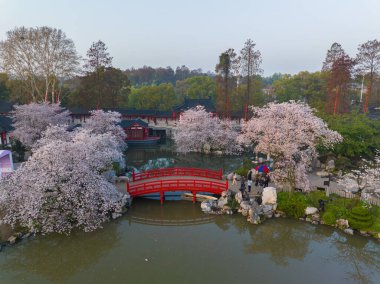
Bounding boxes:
[0,101,13,113]
[120,118,148,128]
[172,97,216,112]
[0,116,13,132]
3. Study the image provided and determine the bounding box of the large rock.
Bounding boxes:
[235,192,243,204]
[336,219,349,229]
[240,201,251,211]
[262,187,277,205]
[344,228,354,235]
[201,201,212,212]
[214,150,223,155]
[316,171,330,177]
[305,207,318,215]
[8,235,17,245]
[217,197,228,208]
[203,143,211,154]
[248,202,261,224]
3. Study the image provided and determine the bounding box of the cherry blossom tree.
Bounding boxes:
[11,102,70,149]
[0,126,127,234]
[238,101,342,191]
[338,152,380,198]
[174,106,242,155]
[83,110,127,151]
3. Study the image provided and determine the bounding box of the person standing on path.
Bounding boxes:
[247,179,253,193]
[232,172,237,185]
[240,177,246,195]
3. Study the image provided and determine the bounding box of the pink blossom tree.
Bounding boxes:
[0,126,127,234]
[238,102,342,191]
[174,106,242,155]
[83,110,126,151]
[338,152,380,198]
[11,102,70,148]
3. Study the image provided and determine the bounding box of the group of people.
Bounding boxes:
[232,169,270,196]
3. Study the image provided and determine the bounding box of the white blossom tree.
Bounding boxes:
[338,152,380,198]
[83,110,126,151]
[11,102,70,149]
[174,106,242,155]
[238,101,342,191]
[0,126,127,234]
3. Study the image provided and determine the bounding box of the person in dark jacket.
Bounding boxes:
[240,177,246,194]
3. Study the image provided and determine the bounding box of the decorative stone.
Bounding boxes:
[217,197,228,208]
[22,233,31,239]
[203,143,211,154]
[214,150,223,155]
[311,214,320,222]
[359,230,370,237]
[305,217,312,222]
[240,201,251,211]
[8,235,17,245]
[235,192,243,204]
[112,212,121,219]
[311,221,319,225]
[305,207,318,215]
[336,219,349,229]
[344,228,354,235]
[262,187,277,205]
[241,209,249,216]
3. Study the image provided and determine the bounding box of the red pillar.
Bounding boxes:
[132,171,135,182]
[126,181,130,193]
[160,191,164,204]
[192,191,196,203]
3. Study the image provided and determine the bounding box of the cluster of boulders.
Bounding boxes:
[201,187,280,225]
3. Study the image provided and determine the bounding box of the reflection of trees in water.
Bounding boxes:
[244,220,319,266]
[329,233,380,284]
[126,144,250,173]
[0,222,120,283]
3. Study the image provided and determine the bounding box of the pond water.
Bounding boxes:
[0,143,379,283]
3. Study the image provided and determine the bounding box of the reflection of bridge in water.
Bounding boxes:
[127,215,216,226]
[127,167,227,204]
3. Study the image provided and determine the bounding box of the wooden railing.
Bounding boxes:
[127,178,228,196]
[132,167,223,182]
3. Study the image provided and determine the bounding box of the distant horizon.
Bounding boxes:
[1,0,380,76]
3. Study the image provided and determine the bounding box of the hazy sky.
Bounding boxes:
[1,0,379,75]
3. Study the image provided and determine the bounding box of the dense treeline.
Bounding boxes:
[0,27,379,113]
[125,65,210,86]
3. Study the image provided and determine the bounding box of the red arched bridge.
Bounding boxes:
[126,167,228,204]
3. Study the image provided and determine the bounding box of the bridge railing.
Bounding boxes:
[132,167,223,182]
[127,178,228,196]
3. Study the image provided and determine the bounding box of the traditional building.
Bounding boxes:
[0,101,13,146]
[172,97,216,119]
[120,118,160,145]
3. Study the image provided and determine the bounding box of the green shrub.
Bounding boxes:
[348,206,373,230]
[235,167,248,177]
[305,191,328,207]
[227,198,240,210]
[277,192,307,218]
[322,211,336,225]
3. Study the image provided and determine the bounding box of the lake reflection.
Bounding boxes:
[1,199,378,284]
[0,145,379,284]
